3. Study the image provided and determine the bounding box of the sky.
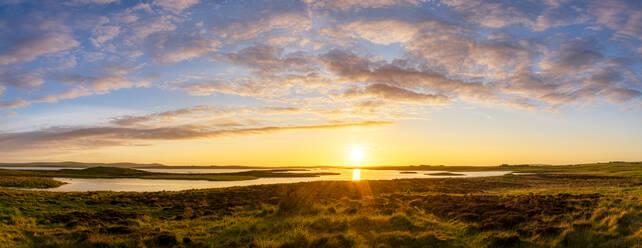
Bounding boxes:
[0,0,640,166]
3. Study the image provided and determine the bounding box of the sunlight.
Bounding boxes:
[352,169,361,181]
[349,146,365,163]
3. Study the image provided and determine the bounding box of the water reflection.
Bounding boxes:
[352,169,361,181]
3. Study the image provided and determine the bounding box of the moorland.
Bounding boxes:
[0,162,640,247]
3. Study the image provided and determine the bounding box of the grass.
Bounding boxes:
[0,169,640,247]
[0,162,640,247]
[0,176,65,189]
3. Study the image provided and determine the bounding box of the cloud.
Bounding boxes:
[502,65,641,108]
[181,13,639,112]
[320,36,640,110]
[501,70,560,97]
[225,45,317,74]
[110,105,308,127]
[153,0,200,13]
[320,50,495,99]
[67,0,118,4]
[505,97,538,111]
[405,24,533,78]
[127,15,177,43]
[442,0,591,31]
[35,65,150,105]
[539,38,605,75]
[442,0,538,28]
[1,70,148,109]
[0,33,79,65]
[149,33,219,63]
[533,3,589,31]
[212,12,311,41]
[0,120,393,151]
[110,105,226,126]
[343,83,450,104]
[601,87,642,103]
[90,25,120,48]
[56,74,148,92]
[590,0,642,40]
[304,0,423,11]
[177,76,311,100]
[0,99,30,109]
[339,20,425,45]
[179,82,229,96]
[0,71,44,89]
[34,88,93,103]
[354,100,385,109]
[1,0,640,124]
[265,36,299,46]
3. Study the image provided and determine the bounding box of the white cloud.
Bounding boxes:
[59,74,148,92]
[340,20,425,45]
[150,33,220,63]
[90,25,120,48]
[343,83,451,104]
[67,0,118,4]
[179,83,228,96]
[126,15,177,43]
[304,0,424,11]
[35,88,93,103]
[0,71,44,89]
[153,0,200,13]
[0,99,30,109]
[213,12,311,41]
[0,33,79,65]
[442,0,538,28]
[590,0,642,40]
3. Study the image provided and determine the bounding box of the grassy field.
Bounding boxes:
[0,163,640,247]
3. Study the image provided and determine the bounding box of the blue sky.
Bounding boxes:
[0,0,640,165]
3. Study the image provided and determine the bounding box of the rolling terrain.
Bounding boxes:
[0,162,640,247]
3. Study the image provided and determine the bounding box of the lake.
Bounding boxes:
[9,167,511,192]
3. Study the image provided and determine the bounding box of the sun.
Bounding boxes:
[349,146,365,163]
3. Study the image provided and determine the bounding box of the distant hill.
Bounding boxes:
[1,161,639,170]
[0,161,266,169]
[0,161,165,168]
